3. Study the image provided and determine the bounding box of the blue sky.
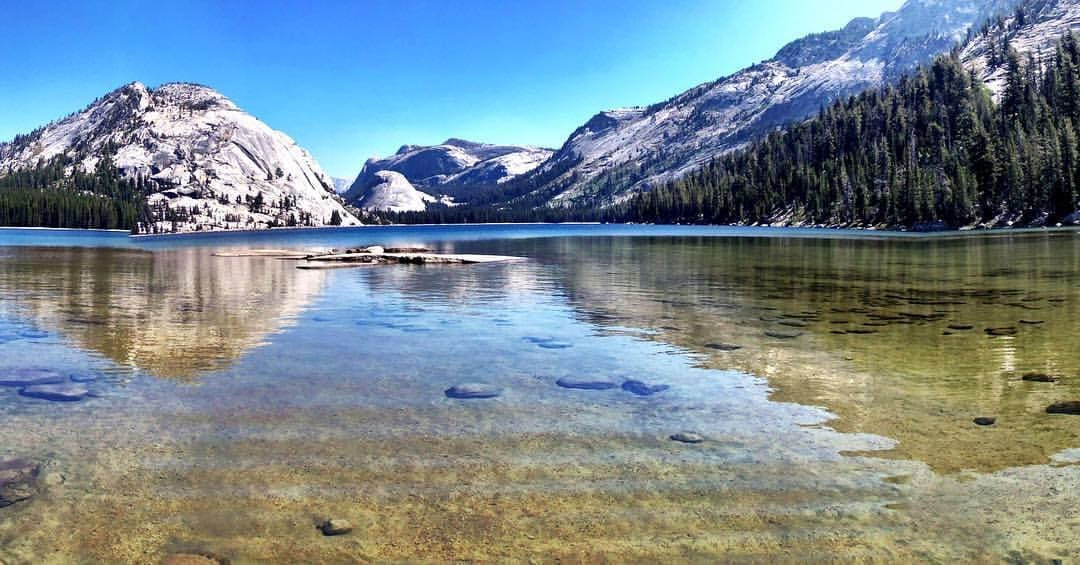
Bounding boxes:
[0,0,900,178]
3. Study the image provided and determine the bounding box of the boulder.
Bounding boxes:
[1046,401,1080,415]
[556,378,618,390]
[1022,373,1059,383]
[320,519,353,536]
[0,458,38,507]
[445,383,502,399]
[0,369,66,387]
[19,384,89,402]
[670,432,705,444]
[704,343,741,351]
[621,380,670,397]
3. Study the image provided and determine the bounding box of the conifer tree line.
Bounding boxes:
[624,32,1080,229]
[0,154,147,231]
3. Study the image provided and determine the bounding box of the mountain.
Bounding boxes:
[344,139,552,208]
[351,170,438,213]
[331,177,353,193]
[504,0,1021,208]
[624,4,1080,229]
[0,82,359,233]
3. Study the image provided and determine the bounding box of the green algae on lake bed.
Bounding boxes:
[0,226,1076,562]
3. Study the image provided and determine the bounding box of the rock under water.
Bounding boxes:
[556,378,619,390]
[0,458,38,508]
[670,432,705,444]
[1046,401,1080,415]
[320,518,353,536]
[445,383,502,399]
[19,384,89,402]
[621,380,670,396]
[0,368,66,387]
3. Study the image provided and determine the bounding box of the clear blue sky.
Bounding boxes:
[0,0,901,178]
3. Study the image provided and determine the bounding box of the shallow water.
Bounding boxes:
[0,226,1077,562]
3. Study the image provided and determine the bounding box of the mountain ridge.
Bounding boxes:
[0,82,359,233]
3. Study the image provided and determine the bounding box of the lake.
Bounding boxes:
[0,225,1077,562]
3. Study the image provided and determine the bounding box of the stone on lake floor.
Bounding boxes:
[19,384,89,402]
[765,331,803,340]
[536,341,573,350]
[704,343,741,351]
[1022,373,1059,383]
[320,519,353,536]
[0,369,66,387]
[445,383,502,399]
[556,377,619,390]
[670,432,705,444]
[985,327,1018,337]
[973,417,997,426]
[18,329,49,339]
[0,458,38,508]
[523,336,574,349]
[1046,401,1080,415]
[621,380,670,396]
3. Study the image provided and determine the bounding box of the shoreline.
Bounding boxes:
[2,222,1078,242]
[0,226,130,234]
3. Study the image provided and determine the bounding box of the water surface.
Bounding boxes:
[0,225,1076,562]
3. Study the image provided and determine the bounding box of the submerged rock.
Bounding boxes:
[985,327,1018,337]
[556,378,619,390]
[19,384,89,402]
[320,519,353,536]
[17,329,49,339]
[845,329,877,335]
[536,341,573,350]
[1046,401,1080,415]
[523,336,573,349]
[621,380,670,396]
[973,417,997,426]
[670,432,705,444]
[0,369,66,387]
[445,383,502,399]
[0,458,38,508]
[1022,373,1059,383]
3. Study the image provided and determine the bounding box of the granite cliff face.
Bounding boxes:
[0,82,359,232]
[344,139,551,210]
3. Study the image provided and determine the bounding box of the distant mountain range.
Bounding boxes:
[343,139,552,212]
[3,0,1079,231]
